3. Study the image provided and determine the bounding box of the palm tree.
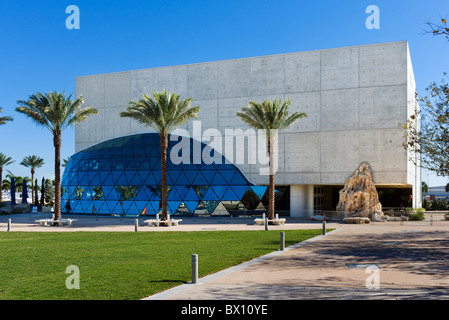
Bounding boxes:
[20,155,45,205]
[237,98,307,220]
[120,90,200,221]
[445,183,449,193]
[0,154,14,202]
[0,108,13,125]
[16,91,98,224]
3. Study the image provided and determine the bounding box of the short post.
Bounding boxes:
[322,218,326,235]
[135,218,139,232]
[264,216,268,231]
[430,213,433,226]
[191,254,198,284]
[7,218,11,232]
[280,232,285,251]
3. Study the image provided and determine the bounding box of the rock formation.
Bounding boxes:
[337,162,383,220]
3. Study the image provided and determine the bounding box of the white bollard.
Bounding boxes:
[135,219,139,232]
[191,254,198,284]
[322,219,326,235]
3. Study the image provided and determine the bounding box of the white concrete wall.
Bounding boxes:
[75,41,419,194]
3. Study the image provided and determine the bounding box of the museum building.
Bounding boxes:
[63,41,421,217]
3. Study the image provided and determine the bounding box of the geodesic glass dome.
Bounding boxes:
[61,133,268,217]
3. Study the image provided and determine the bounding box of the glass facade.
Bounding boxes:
[61,133,268,217]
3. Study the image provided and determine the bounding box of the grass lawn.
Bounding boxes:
[0,229,327,300]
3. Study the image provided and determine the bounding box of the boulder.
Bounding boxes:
[337,162,383,219]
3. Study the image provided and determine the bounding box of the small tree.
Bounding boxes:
[20,155,44,206]
[40,177,45,209]
[0,154,14,202]
[404,16,449,178]
[404,76,449,177]
[34,178,39,207]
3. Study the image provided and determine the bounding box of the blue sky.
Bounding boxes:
[0,0,448,186]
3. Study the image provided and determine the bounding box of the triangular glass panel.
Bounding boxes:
[211,171,227,185]
[134,201,149,215]
[183,200,199,214]
[192,171,209,185]
[202,187,220,201]
[229,186,248,199]
[167,201,182,214]
[167,170,181,185]
[167,187,182,201]
[211,186,227,200]
[221,186,240,201]
[175,171,190,185]
[250,186,268,200]
[202,200,220,214]
[211,202,229,216]
[193,185,209,200]
[147,200,160,214]
[184,187,200,201]
[103,186,119,200]
[100,172,114,186]
[230,171,248,185]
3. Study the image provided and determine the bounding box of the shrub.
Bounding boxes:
[416,208,426,214]
[409,211,425,221]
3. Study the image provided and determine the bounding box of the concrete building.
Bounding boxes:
[74,41,421,218]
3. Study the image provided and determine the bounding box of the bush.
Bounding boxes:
[409,211,425,221]
[416,208,426,214]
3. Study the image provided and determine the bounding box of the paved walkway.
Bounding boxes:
[2,212,449,299]
[144,213,449,300]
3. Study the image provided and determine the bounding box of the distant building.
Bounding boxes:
[424,186,449,201]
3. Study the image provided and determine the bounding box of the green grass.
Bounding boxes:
[0,229,326,300]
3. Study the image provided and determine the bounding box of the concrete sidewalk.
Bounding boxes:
[145,213,449,300]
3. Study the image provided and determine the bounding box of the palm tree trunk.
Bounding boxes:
[31,169,34,206]
[268,138,275,221]
[160,134,168,221]
[53,134,61,225]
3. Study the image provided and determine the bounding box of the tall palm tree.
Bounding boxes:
[0,108,13,125]
[237,98,307,220]
[120,90,200,221]
[16,91,98,224]
[20,155,45,205]
[0,154,14,202]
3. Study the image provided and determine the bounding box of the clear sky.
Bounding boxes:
[0,0,448,186]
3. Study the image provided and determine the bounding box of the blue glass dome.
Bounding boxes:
[61,133,268,217]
